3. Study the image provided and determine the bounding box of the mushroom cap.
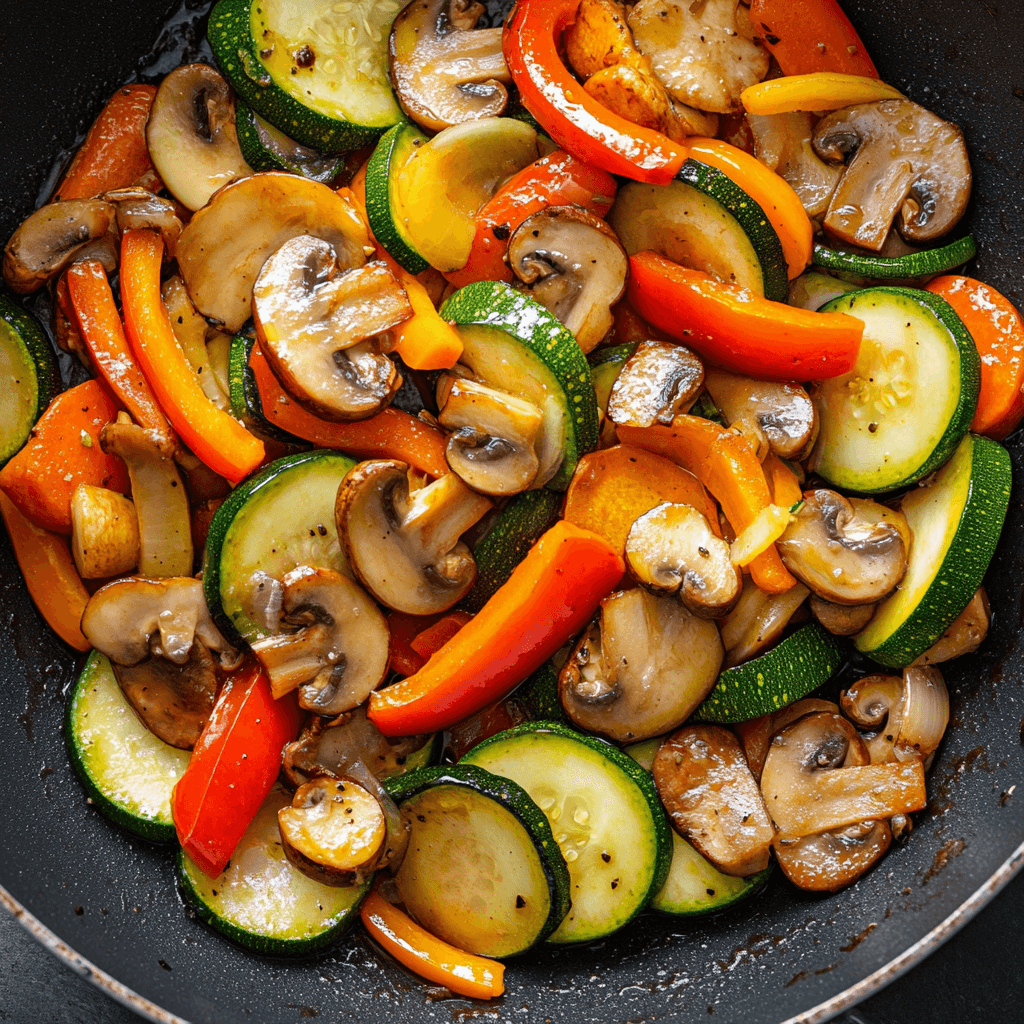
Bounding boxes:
[912,587,990,666]
[106,187,183,259]
[809,595,876,636]
[719,576,810,667]
[736,697,840,781]
[607,340,704,428]
[146,63,252,212]
[508,206,628,353]
[774,819,892,892]
[812,99,972,250]
[840,673,903,765]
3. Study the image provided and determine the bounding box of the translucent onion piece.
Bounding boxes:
[894,666,949,763]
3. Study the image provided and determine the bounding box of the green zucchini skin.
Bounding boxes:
[693,624,844,724]
[514,658,568,724]
[227,330,304,445]
[234,101,343,181]
[811,236,976,281]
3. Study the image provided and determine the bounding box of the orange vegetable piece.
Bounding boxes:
[410,610,473,661]
[386,609,441,676]
[0,380,129,534]
[763,453,803,508]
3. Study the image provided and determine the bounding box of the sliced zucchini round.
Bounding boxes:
[787,271,860,311]
[588,343,636,419]
[227,330,303,445]
[235,101,343,181]
[385,765,571,957]
[813,287,980,494]
[202,448,357,646]
[440,281,599,491]
[693,624,844,724]
[811,236,977,281]
[178,784,370,955]
[608,158,789,301]
[856,433,1011,668]
[66,652,190,842]
[460,721,672,944]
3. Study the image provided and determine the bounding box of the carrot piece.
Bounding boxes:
[0,492,90,650]
[360,891,504,1000]
[53,84,161,201]
[616,418,799,594]
[763,453,803,508]
[410,611,473,660]
[748,0,879,78]
[119,230,265,485]
[66,260,175,443]
[564,444,720,555]
[0,380,129,534]
[926,275,1024,440]
[249,342,450,477]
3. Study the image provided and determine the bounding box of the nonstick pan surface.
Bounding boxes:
[1,2,1023,1022]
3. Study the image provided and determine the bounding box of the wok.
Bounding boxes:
[1,2,1023,1022]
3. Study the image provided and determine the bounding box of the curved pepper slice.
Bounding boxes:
[741,73,903,116]
[627,252,863,381]
[503,0,687,184]
[368,520,624,736]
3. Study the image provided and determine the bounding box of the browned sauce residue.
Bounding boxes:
[785,970,808,988]
[922,838,966,883]
[840,922,877,952]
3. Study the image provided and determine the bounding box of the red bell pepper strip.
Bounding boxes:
[66,260,175,444]
[445,150,618,288]
[748,0,879,78]
[0,380,130,534]
[119,230,265,485]
[368,520,624,737]
[386,609,441,676]
[926,275,1024,440]
[249,343,450,478]
[171,660,302,878]
[628,252,863,381]
[503,0,687,184]
[410,610,473,661]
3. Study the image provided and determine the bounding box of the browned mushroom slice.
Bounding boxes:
[761,712,927,839]
[653,725,775,876]
[146,64,251,212]
[176,171,371,332]
[736,698,840,780]
[507,207,628,354]
[776,490,908,606]
[703,369,817,460]
[812,99,972,251]
[719,576,810,667]
[253,238,410,420]
[104,187,183,258]
[625,502,741,617]
[558,588,723,744]
[3,199,116,294]
[774,820,892,892]
[277,776,387,887]
[606,340,704,428]
[841,673,904,764]
[336,460,493,615]
[250,567,389,717]
[389,0,511,132]
[912,588,990,666]
[810,595,876,636]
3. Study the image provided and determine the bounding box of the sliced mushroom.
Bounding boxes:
[436,373,544,495]
[719,576,810,667]
[812,99,972,250]
[653,725,775,876]
[176,171,371,332]
[146,63,252,212]
[840,673,904,764]
[558,587,723,744]
[278,776,387,887]
[250,567,389,717]
[912,588,990,666]
[104,187,183,259]
[774,820,892,892]
[389,0,511,132]
[625,502,741,617]
[254,237,410,420]
[337,460,493,615]
[508,207,628,354]
[776,490,908,605]
[703,369,817,460]
[3,199,115,293]
[810,595,876,636]
[736,698,840,781]
[606,340,704,428]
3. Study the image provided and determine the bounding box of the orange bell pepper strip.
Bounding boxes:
[119,230,265,485]
[368,520,624,736]
[445,150,618,288]
[504,0,687,184]
[66,260,175,444]
[741,73,902,116]
[360,891,504,1000]
[685,138,813,280]
[410,610,473,661]
[0,380,130,534]
[763,453,804,508]
[749,0,879,78]
[53,84,161,201]
[0,492,90,651]
[249,343,449,477]
[628,252,863,381]
[616,418,798,594]
[926,276,1024,440]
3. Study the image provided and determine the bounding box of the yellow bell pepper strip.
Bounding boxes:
[730,504,794,567]
[686,138,813,280]
[0,492,90,651]
[741,73,904,116]
[368,520,625,737]
[503,0,687,185]
[616,417,799,595]
[119,229,265,485]
[360,891,505,1000]
[628,252,863,381]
